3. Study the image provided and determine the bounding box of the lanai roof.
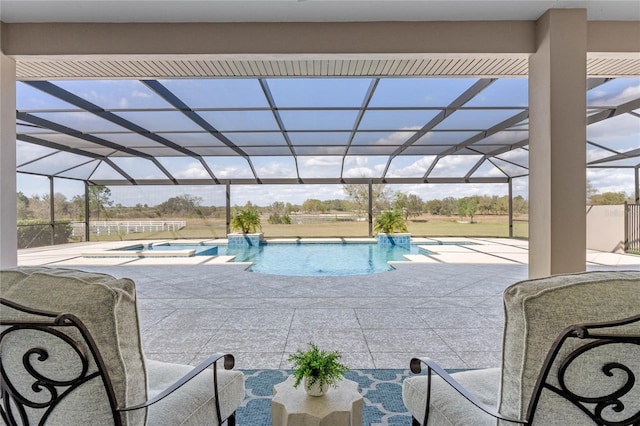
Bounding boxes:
[15,76,640,186]
[4,1,639,190]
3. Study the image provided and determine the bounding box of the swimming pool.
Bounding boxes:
[117,240,474,276]
[221,242,425,276]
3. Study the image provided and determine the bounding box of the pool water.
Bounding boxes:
[220,243,425,276]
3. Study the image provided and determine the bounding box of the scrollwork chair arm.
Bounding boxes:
[410,357,527,425]
[119,352,234,412]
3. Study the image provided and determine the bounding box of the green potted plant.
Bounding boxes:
[288,342,349,397]
[228,208,263,247]
[374,209,408,234]
[374,209,410,246]
[230,208,262,234]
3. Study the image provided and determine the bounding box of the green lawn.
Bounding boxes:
[89,215,529,241]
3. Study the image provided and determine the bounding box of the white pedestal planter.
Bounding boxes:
[271,376,363,426]
[376,233,411,246]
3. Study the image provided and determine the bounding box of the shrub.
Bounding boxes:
[374,209,408,234]
[230,208,262,233]
[17,220,72,249]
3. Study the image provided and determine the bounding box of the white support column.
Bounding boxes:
[0,49,17,268]
[508,178,513,238]
[0,52,18,268]
[226,181,231,235]
[368,181,373,238]
[635,167,639,204]
[528,9,587,278]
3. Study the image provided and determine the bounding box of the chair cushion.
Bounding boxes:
[498,270,640,423]
[146,359,245,426]
[402,367,500,426]
[0,267,148,425]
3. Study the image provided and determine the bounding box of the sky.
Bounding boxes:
[15,77,640,207]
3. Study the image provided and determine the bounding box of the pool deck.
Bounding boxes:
[16,237,640,370]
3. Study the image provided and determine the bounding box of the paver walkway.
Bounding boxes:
[16,238,640,369]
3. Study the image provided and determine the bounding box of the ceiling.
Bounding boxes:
[2,1,639,23]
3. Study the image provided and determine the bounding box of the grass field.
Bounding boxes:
[90,214,529,241]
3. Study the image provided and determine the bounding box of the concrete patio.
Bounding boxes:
[16,238,640,370]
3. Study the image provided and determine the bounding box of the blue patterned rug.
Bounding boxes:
[238,369,413,425]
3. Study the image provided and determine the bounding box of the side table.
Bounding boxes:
[271,375,363,426]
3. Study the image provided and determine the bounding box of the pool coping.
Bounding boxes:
[79,237,462,262]
[18,238,640,269]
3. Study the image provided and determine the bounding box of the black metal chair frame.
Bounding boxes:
[410,314,640,426]
[0,298,237,426]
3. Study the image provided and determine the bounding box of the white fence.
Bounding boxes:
[71,220,186,237]
[287,214,363,225]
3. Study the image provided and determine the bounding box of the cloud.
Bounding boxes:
[343,167,376,178]
[587,168,636,195]
[496,148,528,164]
[344,156,370,167]
[386,156,435,177]
[230,184,346,205]
[16,142,57,165]
[173,162,210,179]
[256,161,296,178]
[132,90,152,99]
[298,156,343,178]
[608,84,640,105]
[588,114,640,145]
[216,166,250,179]
[430,155,481,177]
[481,130,528,144]
[301,156,342,167]
[370,129,419,146]
[590,84,640,106]
[587,147,615,163]
[340,156,389,178]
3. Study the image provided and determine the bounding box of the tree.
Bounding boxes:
[268,211,292,225]
[88,185,113,220]
[285,202,297,214]
[270,201,285,215]
[302,199,326,213]
[424,199,443,215]
[52,192,70,219]
[586,181,599,203]
[157,194,203,216]
[494,196,509,215]
[268,212,283,224]
[512,195,528,215]
[440,197,458,216]
[324,199,350,212]
[457,196,479,222]
[477,195,498,215]
[342,183,392,215]
[16,192,31,220]
[70,194,85,220]
[394,193,424,220]
[26,194,49,220]
[589,191,628,205]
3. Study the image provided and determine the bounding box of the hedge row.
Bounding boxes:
[17,220,73,249]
